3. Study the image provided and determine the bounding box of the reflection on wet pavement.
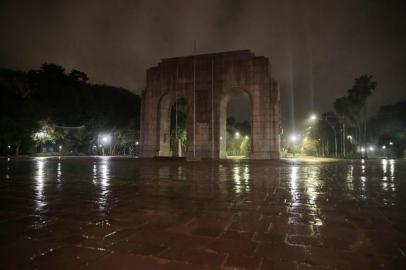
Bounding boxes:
[0,157,405,269]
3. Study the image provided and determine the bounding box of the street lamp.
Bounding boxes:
[369,146,374,152]
[310,114,317,122]
[235,132,240,139]
[102,136,110,143]
[382,145,386,149]
[99,133,112,156]
[289,134,299,157]
[389,141,393,146]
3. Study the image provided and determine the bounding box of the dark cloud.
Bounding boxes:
[1,0,405,131]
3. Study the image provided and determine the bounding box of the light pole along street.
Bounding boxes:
[309,114,338,157]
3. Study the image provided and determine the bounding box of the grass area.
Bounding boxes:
[227,155,248,159]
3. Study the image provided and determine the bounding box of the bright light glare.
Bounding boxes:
[382,145,386,149]
[389,141,393,145]
[310,114,317,121]
[369,146,374,151]
[361,147,365,152]
[235,132,240,138]
[290,135,297,142]
[245,135,249,139]
[101,134,111,144]
[34,131,47,139]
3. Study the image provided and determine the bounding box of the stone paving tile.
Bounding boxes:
[0,237,60,269]
[260,258,298,270]
[224,253,262,269]
[256,242,308,262]
[1,157,406,269]
[209,237,258,256]
[160,246,226,267]
[83,251,226,270]
[111,238,167,256]
[30,245,107,270]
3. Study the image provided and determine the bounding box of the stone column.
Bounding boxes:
[140,89,159,157]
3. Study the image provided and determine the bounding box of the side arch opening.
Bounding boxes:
[158,94,188,157]
[219,88,252,159]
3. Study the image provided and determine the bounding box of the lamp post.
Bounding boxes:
[367,146,374,158]
[382,145,386,158]
[310,114,317,122]
[290,134,298,157]
[309,114,338,157]
[98,133,111,156]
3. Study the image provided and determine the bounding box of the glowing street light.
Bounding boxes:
[290,135,297,142]
[360,147,366,153]
[135,141,139,145]
[369,146,374,152]
[235,132,240,139]
[382,145,386,149]
[102,136,111,143]
[389,141,393,145]
[99,134,112,156]
[245,135,249,139]
[309,114,317,122]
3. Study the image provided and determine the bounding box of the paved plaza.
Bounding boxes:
[0,157,405,269]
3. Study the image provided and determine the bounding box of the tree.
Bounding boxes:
[302,138,317,156]
[333,75,377,157]
[347,75,377,147]
[1,64,141,156]
[170,98,188,155]
[368,100,406,158]
[0,69,42,155]
[240,136,251,155]
[334,96,350,156]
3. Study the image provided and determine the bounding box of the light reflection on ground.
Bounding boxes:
[0,157,405,269]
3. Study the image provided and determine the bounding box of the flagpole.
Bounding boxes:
[193,40,196,158]
[211,57,214,159]
[175,64,178,140]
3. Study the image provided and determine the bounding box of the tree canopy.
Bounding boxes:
[0,64,140,155]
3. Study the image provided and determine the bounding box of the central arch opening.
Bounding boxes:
[220,88,252,159]
[170,97,187,157]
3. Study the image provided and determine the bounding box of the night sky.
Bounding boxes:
[1,0,405,132]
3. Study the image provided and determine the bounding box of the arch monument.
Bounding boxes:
[140,50,281,159]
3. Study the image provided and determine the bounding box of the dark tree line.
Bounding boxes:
[304,75,377,157]
[368,100,406,157]
[0,64,140,156]
[307,75,405,158]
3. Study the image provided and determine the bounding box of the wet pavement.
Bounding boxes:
[0,157,405,270]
